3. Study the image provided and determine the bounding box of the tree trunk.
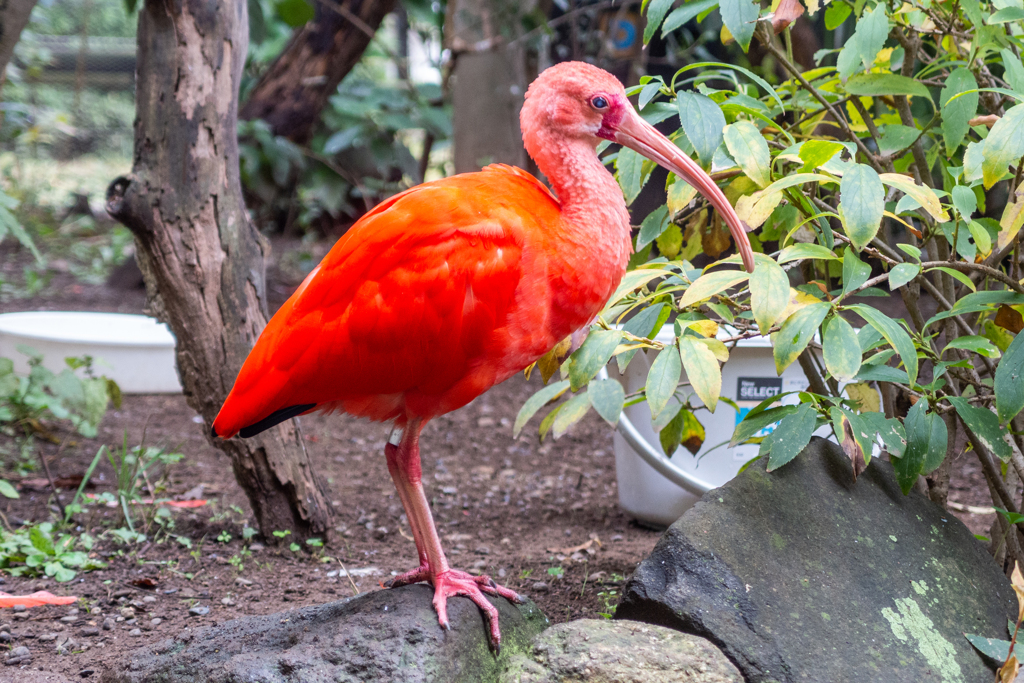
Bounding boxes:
[445,0,530,173]
[106,0,332,542]
[239,0,396,143]
[0,0,39,80]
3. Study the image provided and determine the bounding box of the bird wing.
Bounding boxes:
[213,167,563,436]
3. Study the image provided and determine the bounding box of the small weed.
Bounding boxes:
[519,568,533,580]
[547,566,565,579]
[217,531,232,544]
[596,589,619,619]
[0,522,105,581]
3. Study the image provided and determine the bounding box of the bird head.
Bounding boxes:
[521,62,755,273]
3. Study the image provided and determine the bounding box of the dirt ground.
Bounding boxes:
[0,234,1005,682]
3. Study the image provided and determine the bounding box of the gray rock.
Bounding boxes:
[616,437,1016,683]
[499,619,741,682]
[105,584,548,683]
[188,605,209,617]
[5,645,31,665]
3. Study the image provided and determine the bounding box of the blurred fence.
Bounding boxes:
[17,35,136,91]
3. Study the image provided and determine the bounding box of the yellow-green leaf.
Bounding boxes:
[983,104,1024,189]
[750,257,790,333]
[679,335,722,411]
[723,120,771,188]
[840,163,885,250]
[773,302,830,374]
[680,270,750,308]
[823,315,862,382]
[879,173,950,222]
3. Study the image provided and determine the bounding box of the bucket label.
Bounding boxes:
[737,377,783,402]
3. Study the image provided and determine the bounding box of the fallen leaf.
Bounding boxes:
[0,591,77,608]
[546,537,602,555]
[131,578,158,589]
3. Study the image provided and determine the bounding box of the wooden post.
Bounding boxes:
[106,0,332,542]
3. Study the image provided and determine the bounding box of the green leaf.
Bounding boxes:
[750,258,790,333]
[778,243,839,263]
[846,305,918,386]
[841,248,871,295]
[951,185,978,221]
[680,270,750,308]
[659,406,686,456]
[965,633,1024,662]
[941,68,979,152]
[967,220,992,256]
[949,396,1011,461]
[589,379,626,426]
[617,303,670,373]
[514,380,570,437]
[275,0,314,27]
[604,268,674,309]
[731,405,798,446]
[773,302,830,374]
[988,7,1024,22]
[723,121,771,188]
[823,315,862,382]
[944,335,1000,358]
[927,266,976,292]
[30,527,55,556]
[760,173,838,197]
[0,480,17,499]
[637,205,672,252]
[616,147,649,205]
[679,336,722,411]
[825,1,852,29]
[719,0,759,51]
[677,92,726,166]
[836,7,889,80]
[567,329,623,392]
[859,411,907,457]
[895,401,946,493]
[662,0,720,35]
[798,140,845,171]
[646,345,682,418]
[982,103,1024,189]
[1002,49,1024,95]
[877,125,920,156]
[766,403,818,471]
[888,263,920,290]
[552,392,592,439]
[644,0,677,43]
[996,330,1024,423]
[845,73,931,99]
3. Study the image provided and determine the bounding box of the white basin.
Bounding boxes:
[0,311,181,393]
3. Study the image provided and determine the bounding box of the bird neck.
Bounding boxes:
[528,132,630,236]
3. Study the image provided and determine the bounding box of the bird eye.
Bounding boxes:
[591,96,609,110]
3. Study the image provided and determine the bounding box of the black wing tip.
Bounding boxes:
[211,425,218,439]
[238,403,316,439]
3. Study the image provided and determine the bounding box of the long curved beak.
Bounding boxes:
[614,109,755,273]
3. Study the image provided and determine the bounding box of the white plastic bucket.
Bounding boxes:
[0,311,181,394]
[607,328,829,527]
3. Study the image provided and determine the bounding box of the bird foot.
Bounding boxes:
[431,569,523,650]
[384,564,430,588]
[385,565,523,650]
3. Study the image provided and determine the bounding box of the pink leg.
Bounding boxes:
[382,420,522,649]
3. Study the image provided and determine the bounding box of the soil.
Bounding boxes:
[0,233,1007,682]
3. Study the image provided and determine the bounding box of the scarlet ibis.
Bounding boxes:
[212,61,754,647]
